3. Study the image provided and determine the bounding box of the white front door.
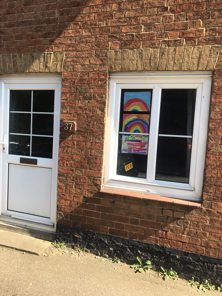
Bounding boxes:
[0,76,61,229]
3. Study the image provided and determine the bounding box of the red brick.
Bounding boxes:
[174,211,185,219]
[161,38,185,46]
[129,217,140,225]
[162,14,174,23]
[162,209,173,217]
[140,220,162,229]
[164,21,189,31]
[124,224,145,234]
[167,31,180,38]
[180,28,205,38]
[188,19,203,29]
[101,213,129,224]
[202,240,222,249]
[121,25,142,33]
[167,240,183,250]
[108,228,128,238]
[174,13,186,22]
[183,244,205,255]
[166,232,190,243]
[211,202,222,212]
[206,248,218,258]
[114,222,125,230]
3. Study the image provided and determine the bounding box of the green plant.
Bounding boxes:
[189,277,200,288]
[131,257,152,273]
[160,267,178,280]
[53,240,66,249]
[112,256,121,264]
[189,278,216,292]
[217,284,222,292]
[200,280,215,291]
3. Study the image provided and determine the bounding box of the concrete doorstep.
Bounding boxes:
[0,229,52,255]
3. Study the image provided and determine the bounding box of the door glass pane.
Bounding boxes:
[32,114,54,136]
[156,137,192,183]
[9,135,30,156]
[159,89,196,136]
[10,90,31,112]
[9,113,31,134]
[32,137,53,158]
[8,89,55,158]
[33,90,54,113]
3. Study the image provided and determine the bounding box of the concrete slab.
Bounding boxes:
[0,229,52,255]
[0,219,55,241]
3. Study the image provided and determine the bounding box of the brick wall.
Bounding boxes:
[1,0,222,259]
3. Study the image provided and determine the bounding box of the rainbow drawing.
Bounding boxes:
[123,91,151,112]
[124,98,149,112]
[122,114,149,133]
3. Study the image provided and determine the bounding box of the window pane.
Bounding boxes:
[9,135,30,156]
[156,137,192,183]
[10,90,31,112]
[32,137,53,158]
[9,113,31,134]
[117,152,148,178]
[117,90,152,179]
[159,89,196,136]
[117,134,149,178]
[33,90,54,113]
[32,114,54,136]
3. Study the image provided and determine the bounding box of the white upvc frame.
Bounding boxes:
[0,74,61,231]
[103,72,212,202]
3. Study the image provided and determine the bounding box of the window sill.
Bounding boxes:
[100,186,202,207]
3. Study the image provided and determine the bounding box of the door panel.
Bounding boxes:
[8,164,52,218]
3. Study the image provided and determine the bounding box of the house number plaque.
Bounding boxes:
[62,121,77,132]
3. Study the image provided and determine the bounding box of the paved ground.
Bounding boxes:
[0,243,220,296]
[0,229,52,255]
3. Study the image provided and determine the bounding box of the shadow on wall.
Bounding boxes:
[56,191,202,254]
[0,0,91,68]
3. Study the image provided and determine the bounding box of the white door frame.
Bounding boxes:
[0,74,61,231]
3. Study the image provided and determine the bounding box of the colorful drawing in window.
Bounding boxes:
[123,91,151,112]
[121,134,149,155]
[122,114,149,133]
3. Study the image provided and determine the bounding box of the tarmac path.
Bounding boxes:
[0,245,220,296]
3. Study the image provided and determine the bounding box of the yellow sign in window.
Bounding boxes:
[124,162,133,172]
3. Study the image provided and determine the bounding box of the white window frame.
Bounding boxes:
[102,72,212,202]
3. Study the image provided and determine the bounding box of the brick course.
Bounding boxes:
[1,0,222,259]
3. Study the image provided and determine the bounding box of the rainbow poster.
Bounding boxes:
[122,114,149,133]
[123,91,151,112]
[121,135,148,155]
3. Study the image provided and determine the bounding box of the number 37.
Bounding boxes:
[63,121,77,132]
